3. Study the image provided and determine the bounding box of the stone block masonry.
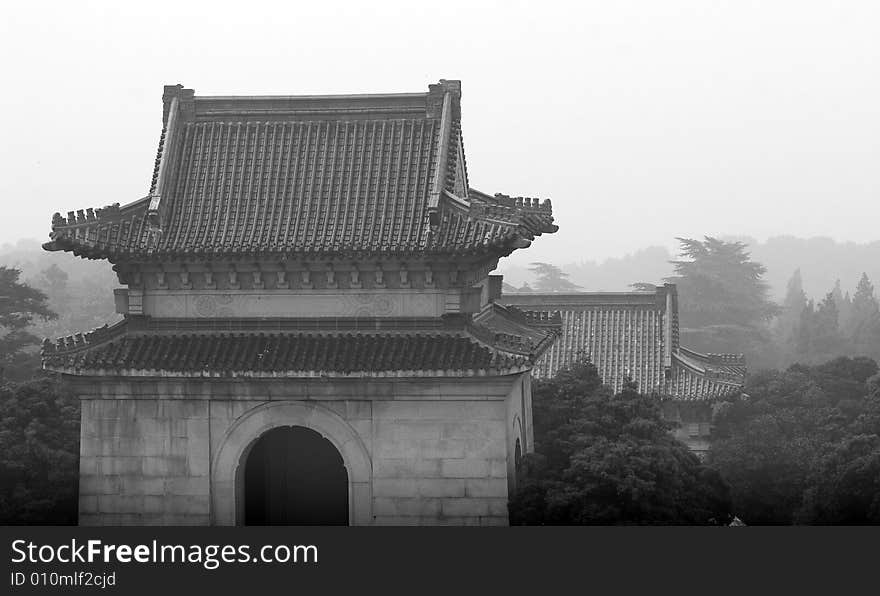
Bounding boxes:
[79,399,211,525]
[76,375,531,526]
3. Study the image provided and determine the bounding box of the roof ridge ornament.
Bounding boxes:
[148,85,189,233]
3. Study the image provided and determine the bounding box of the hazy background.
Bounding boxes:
[2,1,880,528]
[2,0,878,275]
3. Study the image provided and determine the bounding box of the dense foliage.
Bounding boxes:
[509,361,732,525]
[0,265,79,523]
[0,266,57,381]
[709,357,880,524]
[0,376,79,524]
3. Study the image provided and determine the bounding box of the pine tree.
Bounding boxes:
[528,263,582,292]
[780,269,807,344]
[830,279,853,335]
[814,292,842,359]
[849,273,880,358]
[840,291,854,335]
[851,274,879,321]
[666,237,778,329]
[795,300,815,360]
[0,266,57,380]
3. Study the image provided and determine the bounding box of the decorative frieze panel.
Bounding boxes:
[141,290,447,318]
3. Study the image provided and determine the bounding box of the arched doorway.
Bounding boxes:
[244,426,349,525]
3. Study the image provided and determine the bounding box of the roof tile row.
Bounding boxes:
[44,330,522,376]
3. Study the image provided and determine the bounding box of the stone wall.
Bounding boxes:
[79,399,211,525]
[76,374,529,526]
[662,401,714,457]
[370,401,509,525]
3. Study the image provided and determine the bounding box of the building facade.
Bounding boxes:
[42,81,560,525]
[501,286,746,454]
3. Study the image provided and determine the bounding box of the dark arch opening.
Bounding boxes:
[244,426,349,525]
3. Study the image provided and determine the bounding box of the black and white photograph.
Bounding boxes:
[1,0,878,590]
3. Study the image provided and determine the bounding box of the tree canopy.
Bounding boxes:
[0,266,56,381]
[665,237,779,364]
[0,376,79,524]
[528,262,582,293]
[709,356,880,524]
[509,361,731,524]
[667,236,778,329]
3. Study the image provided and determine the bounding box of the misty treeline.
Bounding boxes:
[0,242,117,523]
[509,236,880,524]
[669,237,880,370]
[501,236,880,301]
[510,237,880,371]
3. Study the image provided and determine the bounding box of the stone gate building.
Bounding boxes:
[42,80,560,525]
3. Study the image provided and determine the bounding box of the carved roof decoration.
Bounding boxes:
[501,285,746,401]
[43,81,556,261]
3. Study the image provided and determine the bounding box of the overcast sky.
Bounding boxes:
[2,0,878,265]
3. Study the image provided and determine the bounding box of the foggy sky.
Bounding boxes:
[2,0,878,266]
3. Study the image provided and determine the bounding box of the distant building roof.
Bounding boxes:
[500,285,746,401]
[43,81,556,261]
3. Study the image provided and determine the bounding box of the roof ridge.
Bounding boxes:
[195,92,429,100]
[678,346,746,364]
[426,83,458,225]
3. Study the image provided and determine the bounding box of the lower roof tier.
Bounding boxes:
[42,306,560,378]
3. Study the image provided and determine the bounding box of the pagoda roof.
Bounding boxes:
[42,306,561,378]
[43,80,556,261]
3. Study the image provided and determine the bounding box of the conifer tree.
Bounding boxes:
[795,300,815,360]
[814,292,842,358]
[849,273,880,357]
[666,237,778,329]
[528,263,582,292]
[780,269,807,344]
[0,267,57,380]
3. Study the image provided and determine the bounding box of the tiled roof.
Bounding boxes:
[469,303,561,358]
[667,352,745,400]
[42,306,559,377]
[43,81,556,261]
[501,286,745,401]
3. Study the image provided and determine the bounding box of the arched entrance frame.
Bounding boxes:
[211,401,373,525]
